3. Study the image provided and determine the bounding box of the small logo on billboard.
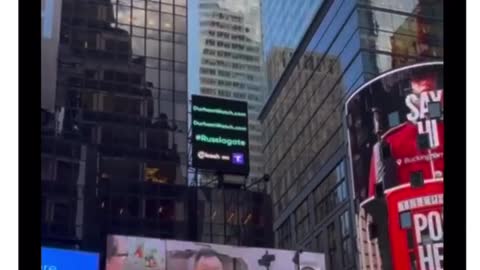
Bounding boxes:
[198,151,206,160]
[232,153,244,165]
[396,159,402,166]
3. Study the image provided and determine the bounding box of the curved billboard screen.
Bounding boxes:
[345,62,444,270]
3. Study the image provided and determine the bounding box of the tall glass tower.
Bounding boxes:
[41,0,190,248]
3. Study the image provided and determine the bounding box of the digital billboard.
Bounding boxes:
[191,95,250,176]
[41,246,99,270]
[345,62,444,270]
[106,235,325,270]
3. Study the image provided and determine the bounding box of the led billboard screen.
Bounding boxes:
[345,62,444,270]
[41,247,99,270]
[106,235,325,270]
[191,95,250,175]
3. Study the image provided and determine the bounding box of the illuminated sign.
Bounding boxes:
[41,247,99,270]
[345,62,444,270]
[191,95,249,175]
[106,235,326,270]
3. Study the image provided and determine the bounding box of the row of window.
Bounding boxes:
[64,91,187,121]
[204,30,250,42]
[200,77,262,91]
[114,7,186,32]
[201,11,242,23]
[62,29,187,64]
[41,196,183,226]
[62,2,186,33]
[203,49,260,62]
[116,0,186,8]
[201,58,261,72]
[66,68,187,92]
[200,20,245,33]
[42,153,184,185]
[200,68,262,82]
[114,0,186,13]
[204,38,260,53]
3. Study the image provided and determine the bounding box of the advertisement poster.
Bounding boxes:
[41,247,99,270]
[106,235,325,270]
[191,95,250,176]
[345,62,444,270]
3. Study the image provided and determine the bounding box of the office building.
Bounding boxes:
[259,0,443,269]
[41,0,189,248]
[41,0,274,254]
[197,0,265,183]
[261,0,325,94]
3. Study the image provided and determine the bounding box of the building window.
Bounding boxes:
[295,200,309,241]
[100,158,140,182]
[218,90,231,97]
[41,157,56,181]
[316,231,325,253]
[277,220,292,249]
[101,125,140,147]
[340,211,353,267]
[127,197,140,217]
[313,162,347,222]
[46,200,70,224]
[327,222,338,269]
[56,160,79,184]
[144,161,175,184]
[174,15,186,33]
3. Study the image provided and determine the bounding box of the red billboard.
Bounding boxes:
[345,62,443,270]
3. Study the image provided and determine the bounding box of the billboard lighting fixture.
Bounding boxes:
[417,133,431,150]
[427,101,442,119]
[410,171,424,188]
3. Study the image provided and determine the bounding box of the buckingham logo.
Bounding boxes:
[401,152,444,165]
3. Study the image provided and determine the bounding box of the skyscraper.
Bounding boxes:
[197,0,265,183]
[41,0,190,248]
[260,0,443,269]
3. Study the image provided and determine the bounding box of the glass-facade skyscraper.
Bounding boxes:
[197,0,265,182]
[41,0,190,248]
[259,0,443,269]
[261,0,325,95]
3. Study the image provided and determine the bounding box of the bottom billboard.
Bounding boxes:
[106,235,325,270]
[41,247,99,270]
[357,180,444,270]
